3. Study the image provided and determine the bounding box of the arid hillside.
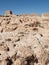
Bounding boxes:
[0,10,49,65]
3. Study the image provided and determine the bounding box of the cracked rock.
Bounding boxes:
[0,11,49,65]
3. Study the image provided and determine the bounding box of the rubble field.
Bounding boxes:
[0,10,49,65]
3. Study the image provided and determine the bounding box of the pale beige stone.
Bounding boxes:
[0,11,49,65]
[5,10,12,16]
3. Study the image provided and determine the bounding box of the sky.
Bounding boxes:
[0,0,49,15]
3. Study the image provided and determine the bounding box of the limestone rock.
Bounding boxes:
[0,11,49,65]
[5,10,12,16]
[42,13,49,17]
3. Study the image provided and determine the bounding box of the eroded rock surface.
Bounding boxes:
[0,11,49,65]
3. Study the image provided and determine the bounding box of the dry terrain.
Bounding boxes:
[0,10,49,65]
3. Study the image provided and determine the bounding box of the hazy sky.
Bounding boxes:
[0,0,49,15]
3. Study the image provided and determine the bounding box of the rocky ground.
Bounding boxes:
[0,10,49,65]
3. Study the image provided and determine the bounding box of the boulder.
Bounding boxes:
[5,10,12,16]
